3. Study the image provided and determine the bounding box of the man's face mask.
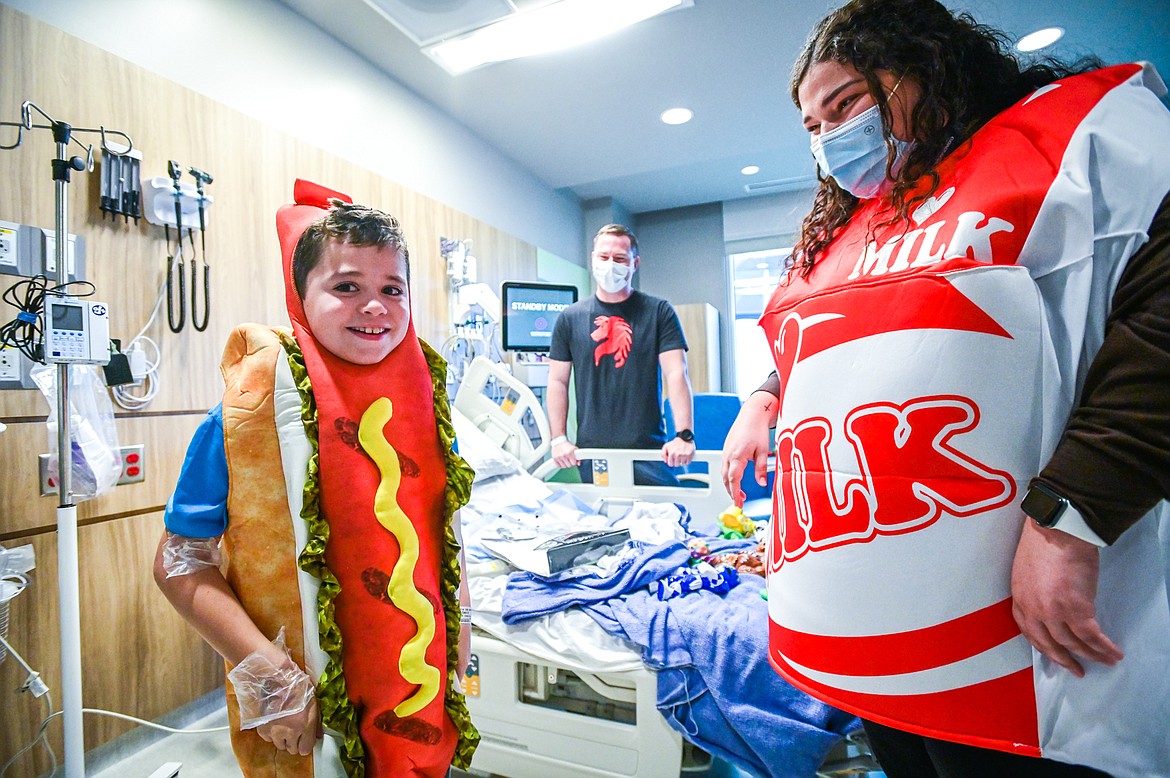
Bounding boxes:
[809,80,910,199]
[592,256,633,294]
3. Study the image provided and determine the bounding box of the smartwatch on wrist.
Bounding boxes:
[675,428,694,443]
[1020,482,1107,547]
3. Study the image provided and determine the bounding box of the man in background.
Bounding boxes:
[547,223,696,486]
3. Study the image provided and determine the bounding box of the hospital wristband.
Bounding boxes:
[460,606,472,625]
[550,435,569,447]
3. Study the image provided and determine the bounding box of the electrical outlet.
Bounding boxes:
[117,444,146,484]
[0,221,18,271]
[38,444,146,496]
[0,348,18,381]
[0,347,36,389]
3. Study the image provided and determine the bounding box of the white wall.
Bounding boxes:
[2,0,585,265]
[723,189,815,247]
[633,203,730,390]
[630,191,818,394]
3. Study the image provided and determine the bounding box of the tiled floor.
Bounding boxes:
[82,697,705,778]
[86,695,242,778]
[82,692,873,778]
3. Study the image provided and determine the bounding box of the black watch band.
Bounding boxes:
[675,428,694,443]
[1020,482,1068,528]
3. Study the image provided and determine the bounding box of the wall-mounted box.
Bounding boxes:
[0,221,42,278]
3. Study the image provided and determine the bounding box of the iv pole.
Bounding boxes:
[1,101,133,778]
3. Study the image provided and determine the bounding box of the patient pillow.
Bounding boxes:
[451,408,524,481]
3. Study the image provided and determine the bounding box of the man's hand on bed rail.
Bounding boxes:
[662,435,696,468]
[552,438,580,468]
[722,391,779,506]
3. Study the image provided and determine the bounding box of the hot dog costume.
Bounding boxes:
[216,180,478,776]
[760,64,1170,776]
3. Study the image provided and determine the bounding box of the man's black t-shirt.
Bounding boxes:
[549,290,687,449]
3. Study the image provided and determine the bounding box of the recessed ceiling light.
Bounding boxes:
[660,107,693,125]
[426,0,691,75]
[1016,27,1064,52]
[741,165,760,176]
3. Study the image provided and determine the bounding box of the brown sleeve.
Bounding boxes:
[753,371,781,398]
[1035,190,1170,544]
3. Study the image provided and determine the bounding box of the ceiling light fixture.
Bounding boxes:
[660,107,693,125]
[1016,27,1064,52]
[426,0,691,75]
[741,165,760,176]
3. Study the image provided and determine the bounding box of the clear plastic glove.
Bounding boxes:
[161,533,222,578]
[227,628,316,730]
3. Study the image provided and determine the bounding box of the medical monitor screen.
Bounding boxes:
[501,281,578,352]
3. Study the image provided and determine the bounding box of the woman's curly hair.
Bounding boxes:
[788,0,1099,276]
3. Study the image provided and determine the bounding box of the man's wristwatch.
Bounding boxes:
[1020,482,1107,547]
[674,428,694,443]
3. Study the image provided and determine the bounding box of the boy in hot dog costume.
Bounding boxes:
[154,179,479,777]
[721,1,1170,775]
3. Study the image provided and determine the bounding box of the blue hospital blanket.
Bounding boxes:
[501,541,860,778]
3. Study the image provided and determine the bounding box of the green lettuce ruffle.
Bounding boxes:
[422,339,481,769]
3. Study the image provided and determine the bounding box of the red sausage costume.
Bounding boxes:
[760,65,1170,776]
[221,180,478,777]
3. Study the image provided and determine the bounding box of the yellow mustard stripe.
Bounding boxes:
[358,397,441,718]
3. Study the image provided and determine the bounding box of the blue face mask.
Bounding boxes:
[810,101,911,199]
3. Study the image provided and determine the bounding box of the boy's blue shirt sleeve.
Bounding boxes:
[164,404,229,538]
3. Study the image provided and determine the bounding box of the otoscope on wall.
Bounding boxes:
[143,162,215,333]
[188,166,212,332]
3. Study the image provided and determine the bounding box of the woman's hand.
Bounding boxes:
[721,392,778,506]
[1011,518,1123,677]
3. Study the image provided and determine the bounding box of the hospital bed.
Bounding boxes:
[452,358,874,778]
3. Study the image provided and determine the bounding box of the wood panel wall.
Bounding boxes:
[675,303,722,394]
[0,6,539,772]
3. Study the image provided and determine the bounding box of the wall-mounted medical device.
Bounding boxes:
[43,298,110,365]
[500,281,578,353]
[99,147,143,222]
[141,175,214,229]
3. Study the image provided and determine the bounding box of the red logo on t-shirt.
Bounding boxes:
[592,315,632,368]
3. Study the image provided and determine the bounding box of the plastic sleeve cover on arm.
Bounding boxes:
[161,533,222,578]
[226,627,316,730]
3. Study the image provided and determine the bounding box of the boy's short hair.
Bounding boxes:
[593,223,639,258]
[292,199,411,299]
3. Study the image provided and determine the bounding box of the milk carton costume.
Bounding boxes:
[759,64,1170,776]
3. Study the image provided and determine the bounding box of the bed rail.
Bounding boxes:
[532,448,733,525]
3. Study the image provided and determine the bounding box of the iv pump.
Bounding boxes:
[43,299,110,365]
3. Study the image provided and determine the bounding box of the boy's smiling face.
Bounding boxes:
[301,239,410,365]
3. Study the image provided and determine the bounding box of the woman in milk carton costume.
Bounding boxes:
[720,0,1170,775]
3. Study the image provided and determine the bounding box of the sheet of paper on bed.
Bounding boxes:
[480,528,632,576]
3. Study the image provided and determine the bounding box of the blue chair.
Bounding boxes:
[665,393,774,515]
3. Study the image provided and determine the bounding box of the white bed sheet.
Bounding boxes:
[462,466,695,675]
